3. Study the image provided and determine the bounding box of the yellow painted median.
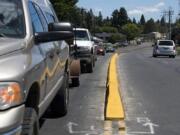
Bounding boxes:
[105,53,125,120]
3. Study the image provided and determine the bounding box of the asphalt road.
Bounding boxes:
[39,53,122,135]
[118,43,180,135]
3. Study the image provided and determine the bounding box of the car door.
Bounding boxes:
[45,11,69,82]
[28,2,57,96]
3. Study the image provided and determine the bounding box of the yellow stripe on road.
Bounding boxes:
[105,53,125,120]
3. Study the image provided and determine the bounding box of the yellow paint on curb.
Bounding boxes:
[105,53,125,120]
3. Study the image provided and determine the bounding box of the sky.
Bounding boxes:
[77,0,180,22]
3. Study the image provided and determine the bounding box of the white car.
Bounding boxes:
[153,40,176,58]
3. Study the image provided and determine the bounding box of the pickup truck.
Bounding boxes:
[73,28,95,73]
[0,0,73,134]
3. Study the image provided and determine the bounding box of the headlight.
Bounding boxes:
[0,82,23,110]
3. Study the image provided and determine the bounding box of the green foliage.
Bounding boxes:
[108,33,126,43]
[50,1,165,38]
[122,23,140,40]
[50,0,78,21]
[143,18,157,34]
[118,7,128,26]
[96,26,118,33]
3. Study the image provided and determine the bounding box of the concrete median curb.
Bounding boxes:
[105,53,125,120]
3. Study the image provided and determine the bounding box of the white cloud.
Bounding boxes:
[128,2,165,15]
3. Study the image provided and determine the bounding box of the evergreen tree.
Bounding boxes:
[140,14,146,25]
[118,7,128,26]
[144,18,157,33]
[97,11,103,26]
[133,18,137,24]
[111,9,119,27]
[160,16,166,26]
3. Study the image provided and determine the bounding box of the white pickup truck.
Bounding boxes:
[73,28,95,73]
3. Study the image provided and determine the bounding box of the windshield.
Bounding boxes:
[159,41,173,46]
[0,0,25,38]
[74,30,90,41]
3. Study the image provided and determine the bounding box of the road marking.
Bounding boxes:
[67,122,99,134]
[127,117,159,135]
[105,53,125,120]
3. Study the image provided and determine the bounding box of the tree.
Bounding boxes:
[160,16,166,26]
[111,9,119,27]
[122,23,140,41]
[133,18,137,24]
[143,18,157,34]
[118,7,128,26]
[140,14,146,25]
[86,9,94,30]
[50,0,78,21]
[109,33,126,43]
[97,11,103,26]
[96,26,118,33]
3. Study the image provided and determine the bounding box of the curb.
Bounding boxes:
[105,53,125,120]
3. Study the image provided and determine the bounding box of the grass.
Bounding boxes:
[177,46,180,55]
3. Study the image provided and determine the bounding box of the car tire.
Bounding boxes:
[153,54,157,57]
[71,77,80,87]
[87,61,93,73]
[51,72,69,116]
[22,107,39,135]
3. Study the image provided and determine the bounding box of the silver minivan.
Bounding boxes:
[153,40,176,58]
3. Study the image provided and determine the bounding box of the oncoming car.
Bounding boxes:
[153,40,176,58]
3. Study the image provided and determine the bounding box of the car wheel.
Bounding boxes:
[87,61,93,73]
[153,54,157,57]
[51,72,69,116]
[22,108,39,135]
[71,77,80,87]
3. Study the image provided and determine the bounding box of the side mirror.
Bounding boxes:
[48,22,73,32]
[48,22,74,45]
[35,22,74,44]
[35,31,73,44]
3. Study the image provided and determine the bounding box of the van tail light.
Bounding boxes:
[173,46,176,50]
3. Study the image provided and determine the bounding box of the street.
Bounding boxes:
[39,43,180,135]
[40,53,122,135]
[119,43,180,134]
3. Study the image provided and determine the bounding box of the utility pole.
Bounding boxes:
[163,7,174,40]
[178,0,180,18]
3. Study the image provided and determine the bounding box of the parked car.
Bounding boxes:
[0,0,73,134]
[106,46,115,53]
[97,46,105,55]
[73,28,95,73]
[153,40,176,58]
